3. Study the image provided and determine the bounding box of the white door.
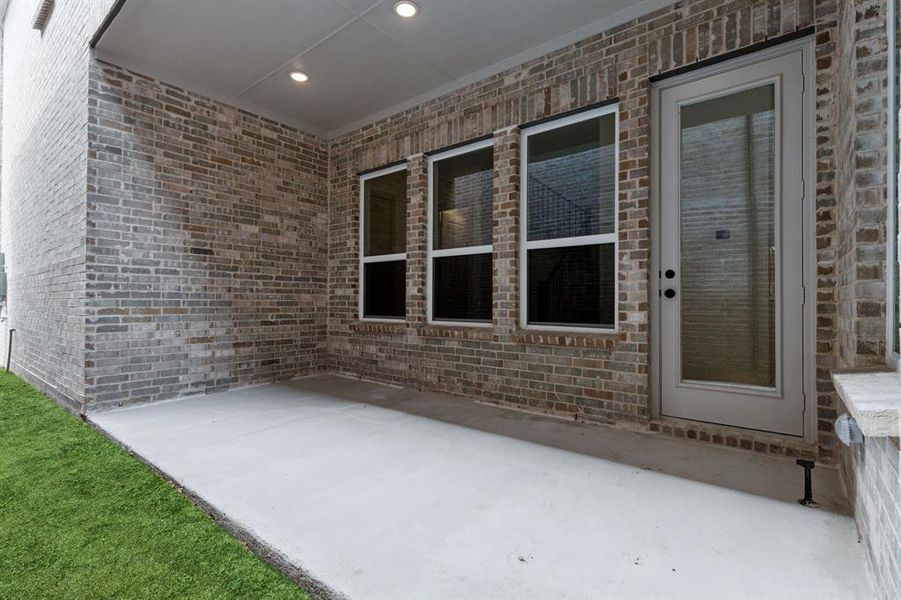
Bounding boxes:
[655,44,809,436]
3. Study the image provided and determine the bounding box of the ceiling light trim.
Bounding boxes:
[393,1,417,18]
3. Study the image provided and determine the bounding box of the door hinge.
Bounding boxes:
[801,285,806,306]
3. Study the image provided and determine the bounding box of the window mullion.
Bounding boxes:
[525,233,616,251]
[363,253,407,264]
[431,245,492,258]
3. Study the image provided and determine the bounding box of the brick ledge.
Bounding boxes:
[832,368,901,438]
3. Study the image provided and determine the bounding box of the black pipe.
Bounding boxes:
[6,328,14,371]
[796,459,818,508]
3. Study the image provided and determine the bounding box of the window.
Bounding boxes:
[520,105,619,330]
[428,140,494,324]
[360,165,407,320]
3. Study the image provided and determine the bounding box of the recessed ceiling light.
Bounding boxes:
[289,71,309,83]
[393,1,417,18]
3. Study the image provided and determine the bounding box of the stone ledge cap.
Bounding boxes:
[831,368,901,438]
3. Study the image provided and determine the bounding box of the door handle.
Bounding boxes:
[664,288,676,299]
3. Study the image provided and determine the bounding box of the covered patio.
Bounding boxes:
[2,0,898,596]
[91,376,869,599]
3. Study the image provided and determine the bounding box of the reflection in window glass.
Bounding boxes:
[363,261,406,319]
[364,170,406,257]
[361,169,407,319]
[527,115,616,241]
[523,109,618,329]
[679,85,777,387]
[527,245,615,327]
[430,143,494,323]
[433,254,492,322]
[433,147,493,250]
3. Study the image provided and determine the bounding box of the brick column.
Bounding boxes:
[492,127,520,336]
[406,153,428,327]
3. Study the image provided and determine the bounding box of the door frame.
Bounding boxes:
[649,36,817,442]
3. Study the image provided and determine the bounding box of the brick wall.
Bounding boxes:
[844,435,901,599]
[834,0,890,370]
[84,62,329,408]
[328,0,843,461]
[0,0,114,409]
[833,2,898,596]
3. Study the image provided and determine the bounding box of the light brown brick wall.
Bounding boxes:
[843,434,901,599]
[833,2,897,596]
[84,62,329,408]
[327,0,845,462]
[0,0,115,410]
[834,0,890,370]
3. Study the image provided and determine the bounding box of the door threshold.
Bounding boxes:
[649,415,821,463]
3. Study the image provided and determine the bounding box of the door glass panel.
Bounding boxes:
[679,84,776,388]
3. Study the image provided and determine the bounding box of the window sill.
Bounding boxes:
[513,329,619,348]
[353,320,405,334]
[418,324,494,340]
[832,368,901,438]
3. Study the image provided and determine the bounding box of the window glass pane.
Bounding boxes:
[527,114,616,241]
[363,260,405,319]
[433,147,493,250]
[433,254,492,322]
[527,244,615,327]
[679,84,776,387]
[364,170,406,256]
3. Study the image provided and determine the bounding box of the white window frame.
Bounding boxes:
[889,0,900,369]
[359,162,407,322]
[427,139,495,327]
[519,103,620,333]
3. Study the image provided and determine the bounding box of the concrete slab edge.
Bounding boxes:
[84,417,350,600]
[84,370,330,415]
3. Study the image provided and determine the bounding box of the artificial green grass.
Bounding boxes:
[0,370,308,599]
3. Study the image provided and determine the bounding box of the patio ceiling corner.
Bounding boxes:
[90,0,674,138]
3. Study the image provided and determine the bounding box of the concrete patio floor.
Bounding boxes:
[90,375,871,599]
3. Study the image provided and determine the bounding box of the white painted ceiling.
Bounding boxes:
[94,0,672,138]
